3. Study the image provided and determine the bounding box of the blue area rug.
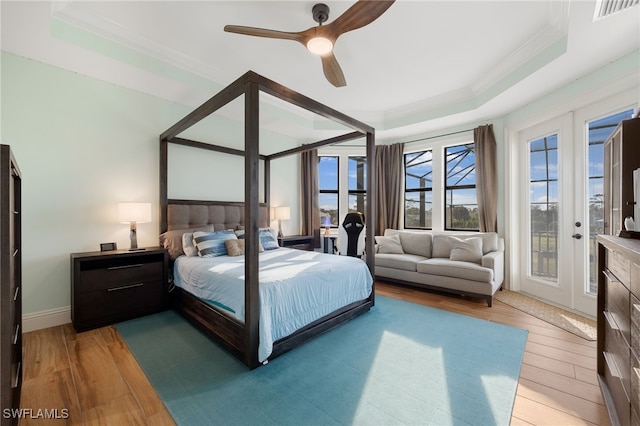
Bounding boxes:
[116,295,527,426]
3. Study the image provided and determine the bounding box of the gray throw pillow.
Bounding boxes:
[449,237,483,264]
[375,234,405,254]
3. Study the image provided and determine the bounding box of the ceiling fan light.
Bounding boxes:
[306,37,333,56]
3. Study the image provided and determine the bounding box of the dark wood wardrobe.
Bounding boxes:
[0,145,22,426]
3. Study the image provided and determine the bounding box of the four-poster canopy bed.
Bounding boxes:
[159,71,376,369]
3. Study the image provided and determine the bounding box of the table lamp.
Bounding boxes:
[274,206,290,238]
[119,202,152,250]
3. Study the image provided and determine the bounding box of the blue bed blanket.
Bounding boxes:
[173,248,373,362]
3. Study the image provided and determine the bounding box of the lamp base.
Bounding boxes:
[129,224,145,251]
[278,219,284,238]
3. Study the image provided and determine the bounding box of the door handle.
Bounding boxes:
[572,233,582,240]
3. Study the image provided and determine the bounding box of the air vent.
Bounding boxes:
[594,0,639,20]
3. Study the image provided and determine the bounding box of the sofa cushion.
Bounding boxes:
[432,232,500,258]
[417,258,493,282]
[449,237,483,264]
[375,234,405,254]
[376,253,425,271]
[431,233,457,258]
[398,231,432,258]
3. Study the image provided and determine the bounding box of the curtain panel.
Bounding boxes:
[374,143,404,236]
[300,149,321,247]
[474,124,498,232]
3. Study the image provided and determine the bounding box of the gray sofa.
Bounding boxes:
[375,229,504,306]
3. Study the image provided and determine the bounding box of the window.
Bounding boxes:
[319,156,339,226]
[404,150,433,228]
[445,144,478,230]
[348,156,366,215]
[586,108,634,293]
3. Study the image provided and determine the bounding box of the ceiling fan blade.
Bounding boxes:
[321,53,346,87]
[325,0,395,38]
[224,25,304,43]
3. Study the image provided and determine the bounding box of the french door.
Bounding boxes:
[515,105,635,317]
[518,114,576,310]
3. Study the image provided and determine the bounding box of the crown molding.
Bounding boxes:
[51,1,219,82]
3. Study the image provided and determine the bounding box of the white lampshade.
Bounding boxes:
[119,202,152,223]
[274,206,291,221]
[306,37,333,56]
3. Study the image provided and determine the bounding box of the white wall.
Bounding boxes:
[0,52,299,329]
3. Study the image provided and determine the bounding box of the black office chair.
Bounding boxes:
[337,212,366,257]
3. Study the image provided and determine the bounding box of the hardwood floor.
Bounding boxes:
[19,282,610,425]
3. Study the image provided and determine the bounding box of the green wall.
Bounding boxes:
[0,52,298,317]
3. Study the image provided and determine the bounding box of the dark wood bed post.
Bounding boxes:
[159,138,168,234]
[365,131,375,305]
[244,80,261,369]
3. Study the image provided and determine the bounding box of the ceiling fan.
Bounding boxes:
[224,1,395,87]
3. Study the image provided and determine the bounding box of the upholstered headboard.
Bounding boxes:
[166,200,269,231]
[160,200,270,260]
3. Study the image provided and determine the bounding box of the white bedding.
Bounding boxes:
[173,247,373,362]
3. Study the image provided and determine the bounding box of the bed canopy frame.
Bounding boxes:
[159,71,376,369]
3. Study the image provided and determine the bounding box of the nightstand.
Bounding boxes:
[323,235,337,254]
[278,235,314,251]
[70,247,168,331]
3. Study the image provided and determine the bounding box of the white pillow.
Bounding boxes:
[449,237,483,264]
[375,234,405,254]
[182,232,198,257]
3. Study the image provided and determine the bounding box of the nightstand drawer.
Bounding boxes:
[79,261,163,293]
[76,280,164,326]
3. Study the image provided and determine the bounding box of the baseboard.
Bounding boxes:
[23,306,71,332]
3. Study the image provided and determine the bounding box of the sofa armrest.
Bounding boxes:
[482,250,504,286]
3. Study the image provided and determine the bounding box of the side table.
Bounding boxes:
[278,235,314,251]
[70,247,168,331]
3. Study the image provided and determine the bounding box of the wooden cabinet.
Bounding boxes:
[597,235,640,425]
[71,248,168,331]
[603,118,640,236]
[0,145,22,426]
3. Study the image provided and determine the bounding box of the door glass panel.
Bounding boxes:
[586,109,634,294]
[529,134,558,283]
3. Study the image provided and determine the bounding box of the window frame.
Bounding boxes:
[348,156,367,215]
[404,149,433,230]
[318,155,340,228]
[444,143,479,231]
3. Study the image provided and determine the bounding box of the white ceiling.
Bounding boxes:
[2,0,639,144]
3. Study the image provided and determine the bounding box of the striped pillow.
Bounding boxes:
[193,230,237,257]
[258,228,280,250]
